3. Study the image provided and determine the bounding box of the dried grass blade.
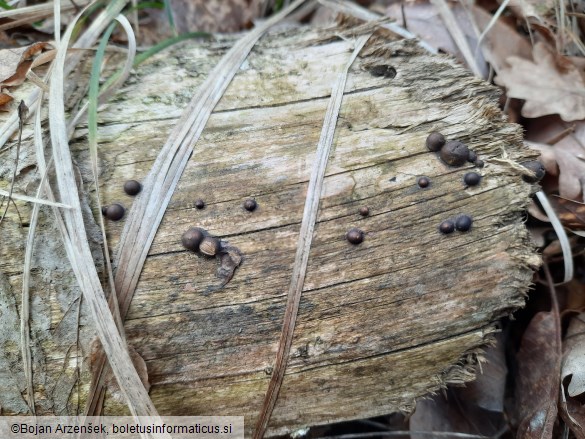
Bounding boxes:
[536,191,573,284]
[0,0,130,151]
[69,14,136,139]
[48,5,167,430]
[253,33,372,439]
[318,0,436,54]
[114,0,308,323]
[430,0,483,77]
[87,16,136,337]
[0,0,84,19]
[0,188,72,208]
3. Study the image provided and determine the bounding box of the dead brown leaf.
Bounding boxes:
[560,313,585,439]
[547,196,585,230]
[495,42,585,122]
[471,5,533,75]
[524,120,585,201]
[515,311,561,438]
[0,88,13,110]
[554,122,585,201]
[562,314,585,397]
[410,334,508,437]
[385,2,488,77]
[410,388,506,438]
[0,41,51,87]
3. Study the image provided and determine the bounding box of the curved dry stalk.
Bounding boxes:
[253,33,372,439]
[48,3,168,433]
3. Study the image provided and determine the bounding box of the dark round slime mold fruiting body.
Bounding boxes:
[199,236,221,256]
[244,199,257,212]
[181,227,205,252]
[195,199,205,209]
[468,150,477,163]
[123,180,142,196]
[426,132,446,152]
[346,228,364,245]
[455,215,473,232]
[105,203,125,221]
[463,172,481,186]
[521,161,546,183]
[417,176,431,188]
[359,206,370,217]
[439,220,455,234]
[440,140,470,167]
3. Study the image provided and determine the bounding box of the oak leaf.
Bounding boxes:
[495,42,585,122]
[0,42,51,87]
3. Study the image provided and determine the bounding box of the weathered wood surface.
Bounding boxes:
[0,22,540,436]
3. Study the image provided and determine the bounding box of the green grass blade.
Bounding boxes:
[163,0,177,36]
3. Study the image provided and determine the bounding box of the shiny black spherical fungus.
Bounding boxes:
[455,215,473,232]
[243,199,257,212]
[346,228,364,244]
[359,206,370,217]
[123,179,142,196]
[439,220,455,234]
[101,206,108,216]
[181,227,205,252]
[426,132,446,152]
[522,161,546,183]
[467,150,477,163]
[440,140,470,167]
[417,176,431,188]
[474,159,485,168]
[463,172,481,186]
[105,203,125,221]
[195,199,205,209]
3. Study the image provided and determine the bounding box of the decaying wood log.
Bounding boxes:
[0,16,541,437]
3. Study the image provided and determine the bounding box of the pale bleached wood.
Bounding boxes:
[0,22,539,437]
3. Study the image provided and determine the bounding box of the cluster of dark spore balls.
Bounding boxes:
[345,207,371,244]
[193,197,258,212]
[425,132,481,234]
[102,179,143,221]
[439,215,473,234]
[181,227,221,257]
[426,131,546,235]
[426,131,483,168]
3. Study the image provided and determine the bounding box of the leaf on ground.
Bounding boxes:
[553,122,585,201]
[515,311,560,438]
[547,196,585,230]
[384,2,488,77]
[0,41,51,87]
[410,387,506,438]
[470,5,532,75]
[560,392,585,439]
[524,120,585,201]
[0,88,13,110]
[495,42,585,122]
[458,333,507,413]
[411,335,507,438]
[562,313,585,397]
